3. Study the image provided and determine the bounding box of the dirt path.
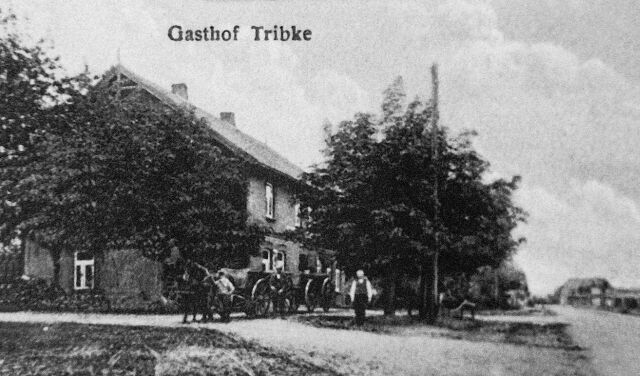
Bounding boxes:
[553,305,640,376]
[0,310,591,376]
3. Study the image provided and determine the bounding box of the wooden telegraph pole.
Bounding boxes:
[420,63,440,323]
[430,64,440,323]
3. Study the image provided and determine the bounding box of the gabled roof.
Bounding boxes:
[560,277,610,292]
[102,64,304,180]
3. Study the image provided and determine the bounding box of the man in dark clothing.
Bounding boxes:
[349,269,373,325]
[268,267,290,315]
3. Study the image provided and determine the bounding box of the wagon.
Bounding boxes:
[215,268,335,317]
[298,273,334,313]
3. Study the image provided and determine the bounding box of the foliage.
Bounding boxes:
[299,75,526,284]
[468,261,529,309]
[0,10,263,273]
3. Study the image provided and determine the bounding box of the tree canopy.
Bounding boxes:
[299,76,526,286]
[1,11,263,280]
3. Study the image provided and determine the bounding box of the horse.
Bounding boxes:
[179,260,214,323]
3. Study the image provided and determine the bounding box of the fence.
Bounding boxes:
[0,252,23,284]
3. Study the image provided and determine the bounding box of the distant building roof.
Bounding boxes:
[102,64,304,180]
[559,277,610,293]
[610,288,640,298]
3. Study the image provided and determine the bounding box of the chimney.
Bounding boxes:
[220,112,235,126]
[171,83,188,100]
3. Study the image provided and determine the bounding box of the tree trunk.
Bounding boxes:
[418,253,439,323]
[383,268,398,316]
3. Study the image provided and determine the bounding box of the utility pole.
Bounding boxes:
[419,63,440,323]
[430,64,440,323]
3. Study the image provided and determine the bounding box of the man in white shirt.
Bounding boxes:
[215,270,235,322]
[349,269,373,325]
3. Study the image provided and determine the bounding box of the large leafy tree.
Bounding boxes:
[299,76,526,317]
[1,11,263,285]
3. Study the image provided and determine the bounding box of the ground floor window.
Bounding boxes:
[274,250,286,270]
[261,250,272,272]
[298,254,308,272]
[74,251,94,290]
[261,249,286,272]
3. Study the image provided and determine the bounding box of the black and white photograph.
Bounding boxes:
[1,1,639,375]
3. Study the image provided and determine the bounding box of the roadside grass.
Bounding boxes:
[478,306,557,317]
[0,322,339,376]
[294,314,580,350]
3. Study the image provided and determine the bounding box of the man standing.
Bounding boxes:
[269,267,289,315]
[349,269,373,325]
[214,270,235,322]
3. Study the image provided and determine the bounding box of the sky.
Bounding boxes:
[5,0,640,295]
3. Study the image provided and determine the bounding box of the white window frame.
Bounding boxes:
[265,183,274,219]
[274,250,286,270]
[74,251,94,290]
[261,249,273,272]
[294,202,301,227]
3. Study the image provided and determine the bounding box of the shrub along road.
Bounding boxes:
[0,309,595,376]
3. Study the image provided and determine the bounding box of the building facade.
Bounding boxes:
[22,65,326,310]
[556,278,610,307]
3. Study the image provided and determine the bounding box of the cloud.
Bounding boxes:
[516,180,640,294]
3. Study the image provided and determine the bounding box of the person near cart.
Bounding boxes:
[349,269,373,325]
[268,267,289,315]
[214,270,235,322]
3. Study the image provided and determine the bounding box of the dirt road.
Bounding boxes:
[553,305,640,376]
[0,310,590,376]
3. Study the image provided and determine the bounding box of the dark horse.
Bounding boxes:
[179,260,215,323]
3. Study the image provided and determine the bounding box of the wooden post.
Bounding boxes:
[419,63,440,323]
[430,64,440,323]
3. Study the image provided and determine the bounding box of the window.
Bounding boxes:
[265,183,274,219]
[261,249,273,272]
[74,252,94,290]
[262,249,286,272]
[298,254,308,272]
[274,250,286,270]
[294,202,301,227]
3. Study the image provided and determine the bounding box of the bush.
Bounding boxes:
[0,278,110,312]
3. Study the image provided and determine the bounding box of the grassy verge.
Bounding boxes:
[0,322,339,376]
[478,306,557,317]
[294,314,580,350]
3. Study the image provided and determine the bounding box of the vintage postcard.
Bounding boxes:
[1,1,638,375]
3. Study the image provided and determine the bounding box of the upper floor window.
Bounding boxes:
[265,183,274,219]
[294,202,301,227]
[74,251,94,290]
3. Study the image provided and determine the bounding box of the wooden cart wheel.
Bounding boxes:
[251,278,271,317]
[321,277,334,313]
[305,279,317,313]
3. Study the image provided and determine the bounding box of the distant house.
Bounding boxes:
[556,278,611,307]
[605,288,640,311]
[22,64,327,310]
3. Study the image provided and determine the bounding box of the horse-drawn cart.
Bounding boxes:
[230,270,335,316]
[299,273,334,313]
[175,263,337,322]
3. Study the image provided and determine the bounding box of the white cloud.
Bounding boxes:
[516,180,640,295]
